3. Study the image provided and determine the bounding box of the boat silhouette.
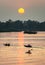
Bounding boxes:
[3,43,10,46]
[24,31,37,34]
[24,44,32,48]
[26,50,32,54]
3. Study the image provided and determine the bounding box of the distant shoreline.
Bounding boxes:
[0,31,45,35]
[0,20,45,32]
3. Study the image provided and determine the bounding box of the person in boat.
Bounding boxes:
[26,50,32,54]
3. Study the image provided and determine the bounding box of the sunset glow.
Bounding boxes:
[18,8,25,14]
[18,32,24,46]
[0,0,45,21]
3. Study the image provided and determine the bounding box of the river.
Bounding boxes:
[0,32,45,65]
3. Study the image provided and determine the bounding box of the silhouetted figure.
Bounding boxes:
[26,50,32,54]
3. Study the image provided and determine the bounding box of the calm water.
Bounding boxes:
[0,32,45,65]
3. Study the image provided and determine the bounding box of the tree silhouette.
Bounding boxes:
[0,19,45,32]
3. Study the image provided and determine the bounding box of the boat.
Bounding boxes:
[24,31,37,34]
[24,44,32,48]
[25,50,32,54]
[3,43,10,46]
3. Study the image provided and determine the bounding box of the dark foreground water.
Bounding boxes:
[0,32,45,65]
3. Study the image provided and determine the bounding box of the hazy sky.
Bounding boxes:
[0,0,45,22]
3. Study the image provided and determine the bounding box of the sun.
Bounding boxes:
[18,8,25,14]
